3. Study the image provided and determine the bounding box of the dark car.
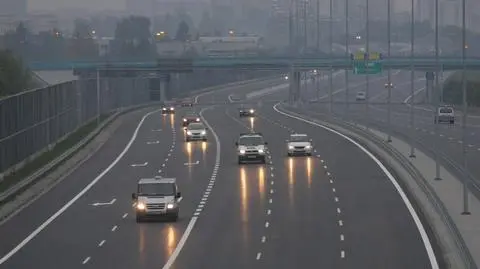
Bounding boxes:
[181,98,194,107]
[239,107,256,117]
[161,105,175,114]
[182,114,201,127]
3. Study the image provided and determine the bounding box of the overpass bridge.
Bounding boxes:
[28,56,480,72]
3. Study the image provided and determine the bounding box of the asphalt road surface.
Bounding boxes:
[0,78,439,269]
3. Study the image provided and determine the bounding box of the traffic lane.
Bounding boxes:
[195,78,286,105]
[261,105,435,268]
[0,107,166,257]
[84,113,218,269]
[170,106,271,269]
[0,108,175,269]
[248,113,343,268]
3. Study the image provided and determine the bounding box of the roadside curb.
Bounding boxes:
[276,103,475,269]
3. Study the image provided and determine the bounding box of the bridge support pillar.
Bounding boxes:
[288,70,301,105]
[159,74,170,102]
[426,79,433,104]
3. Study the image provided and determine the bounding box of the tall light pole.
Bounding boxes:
[329,0,333,115]
[433,0,441,181]
[409,0,416,158]
[344,0,350,118]
[386,0,392,142]
[365,0,370,130]
[460,0,470,215]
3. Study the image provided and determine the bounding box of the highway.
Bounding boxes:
[0,77,439,268]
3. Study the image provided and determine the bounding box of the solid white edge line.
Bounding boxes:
[161,106,221,269]
[0,108,162,265]
[273,103,439,269]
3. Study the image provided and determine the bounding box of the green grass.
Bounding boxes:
[0,115,110,203]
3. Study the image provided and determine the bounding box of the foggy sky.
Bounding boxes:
[28,0,126,11]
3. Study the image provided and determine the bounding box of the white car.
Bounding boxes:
[356,91,366,101]
[132,177,181,222]
[287,134,313,156]
[435,106,455,124]
[236,133,268,164]
[186,123,208,141]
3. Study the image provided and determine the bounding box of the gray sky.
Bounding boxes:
[28,0,126,11]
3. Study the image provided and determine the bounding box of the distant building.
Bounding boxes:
[25,13,59,33]
[192,35,263,56]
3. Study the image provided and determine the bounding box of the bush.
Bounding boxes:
[0,50,31,97]
[443,71,480,107]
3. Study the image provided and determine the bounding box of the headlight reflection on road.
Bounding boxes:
[169,114,175,129]
[306,157,312,188]
[258,166,265,199]
[166,226,176,256]
[288,157,295,206]
[138,226,146,261]
[240,167,248,222]
[249,117,255,130]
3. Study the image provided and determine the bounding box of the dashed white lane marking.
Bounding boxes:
[261,236,266,243]
[98,240,106,247]
[111,225,118,232]
[270,189,274,194]
[122,213,128,219]
[265,222,270,228]
[439,134,444,137]
[82,257,91,264]
[468,144,474,148]
[337,208,342,214]
[329,179,333,184]
[334,197,339,202]
[0,109,165,265]
[162,107,221,269]
[339,220,344,226]
[267,209,271,215]
[269,198,273,204]
[271,181,274,185]
[341,250,346,258]
[332,188,336,193]
[340,234,344,241]
[256,252,262,260]
[458,140,463,144]
[274,104,439,269]
[158,169,162,173]
[323,165,328,169]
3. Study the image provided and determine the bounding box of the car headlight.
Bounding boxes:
[162,108,167,110]
[136,202,146,210]
[305,145,312,149]
[201,131,206,135]
[249,109,254,113]
[170,107,174,110]
[239,149,246,154]
[196,118,200,122]
[288,145,294,149]
[258,149,264,154]
[183,118,187,122]
[167,203,174,209]
[187,131,192,135]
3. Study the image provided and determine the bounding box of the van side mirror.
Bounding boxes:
[131,193,137,200]
[176,192,182,198]
[235,142,238,146]
[264,142,268,145]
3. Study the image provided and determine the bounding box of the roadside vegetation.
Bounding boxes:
[0,50,32,97]
[443,71,480,107]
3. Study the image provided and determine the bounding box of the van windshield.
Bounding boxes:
[290,135,308,142]
[138,183,175,196]
[440,108,453,113]
[188,123,205,130]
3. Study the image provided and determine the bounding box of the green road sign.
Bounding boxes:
[353,62,382,74]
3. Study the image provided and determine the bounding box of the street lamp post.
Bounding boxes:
[409,0,416,158]
[329,0,333,115]
[344,0,350,118]
[365,0,370,130]
[433,0,441,181]
[386,0,392,142]
[460,0,470,215]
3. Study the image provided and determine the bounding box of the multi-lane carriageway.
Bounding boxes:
[0,76,440,269]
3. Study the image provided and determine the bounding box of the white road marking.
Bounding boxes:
[329,179,333,184]
[269,198,273,204]
[332,188,336,193]
[341,250,345,258]
[458,140,463,144]
[147,141,160,144]
[256,252,262,260]
[98,240,106,247]
[334,197,339,202]
[184,160,200,166]
[261,236,266,243]
[267,209,271,215]
[270,173,274,177]
[270,189,274,194]
[82,257,91,264]
[162,107,221,269]
[271,181,274,185]
[111,225,118,232]
[130,162,148,167]
[274,104,439,269]
[122,213,128,219]
[90,198,116,207]
[265,222,270,228]
[0,108,163,265]
[340,234,344,241]
[468,144,474,148]
[337,208,341,214]
[177,197,183,202]
[158,169,162,173]
[339,220,343,226]
[323,165,328,169]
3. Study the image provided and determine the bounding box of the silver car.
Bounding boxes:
[132,178,181,222]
